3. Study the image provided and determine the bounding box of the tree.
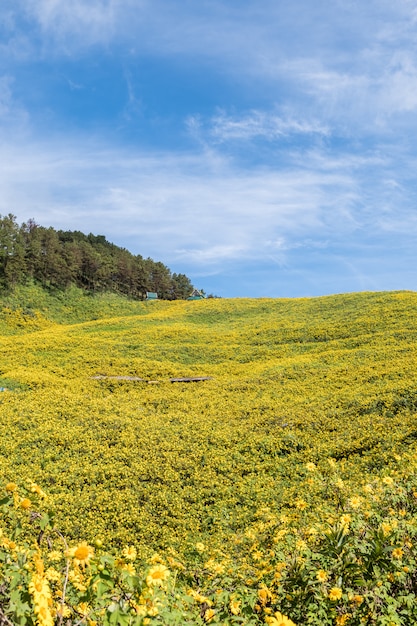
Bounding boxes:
[0,214,26,289]
[0,218,195,299]
[170,273,193,300]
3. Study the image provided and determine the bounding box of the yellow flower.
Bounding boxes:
[145,600,159,617]
[295,498,308,510]
[146,564,170,587]
[295,539,307,552]
[167,555,185,570]
[68,568,87,592]
[121,545,137,561]
[230,599,241,615]
[29,555,54,626]
[122,562,136,575]
[274,529,288,542]
[335,615,350,626]
[45,567,61,583]
[68,542,94,566]
[56,603,71,618]
[392,547,404,559]
[258,587,272,605]
[204,557,225,574]
[188,589,212,605]
[265,611,297,626]
[149,553,164,564]
[20,498,32,510]
[328,587,343,601]
[204,608,216,622]
[316,569,328,583]
[351,594,363,605]
[5,482,17,492]
[382,476,394,486]
[348,496,362,509]
[76,602,90,617]
[133,603,147,616]
[30,483,47,498]
[195,542,206,552]
[306,462,317,472]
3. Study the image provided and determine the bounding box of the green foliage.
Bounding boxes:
[0,214,194,299]
[0,282,150,331]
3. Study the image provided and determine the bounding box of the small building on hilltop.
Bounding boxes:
[146,292,158,301]
[187,289,205,301]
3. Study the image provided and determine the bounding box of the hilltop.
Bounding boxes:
[0,213,194,300]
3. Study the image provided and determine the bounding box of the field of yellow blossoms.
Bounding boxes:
[1,285,417,624]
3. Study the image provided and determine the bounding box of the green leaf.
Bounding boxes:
[39,512,52,531]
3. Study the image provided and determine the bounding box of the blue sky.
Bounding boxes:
[1,1,417,297]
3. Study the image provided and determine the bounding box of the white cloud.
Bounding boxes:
[296,57,417,125]
[0,2,391,64]
[208,110,329,142]
[0,135,399,275]
[23,0,127,49]
[175,244,247,265]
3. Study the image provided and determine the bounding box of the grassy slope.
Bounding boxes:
[0,285,416,558]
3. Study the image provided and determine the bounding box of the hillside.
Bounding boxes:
[0,214,194,299]
[1,289,417,624]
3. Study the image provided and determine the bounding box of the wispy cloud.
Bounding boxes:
[295,56,417,127]
[120,70,143,124]
[66,78,83,91]
[23,0,128,49]
[207,110,330,142]
[0,134,413,277]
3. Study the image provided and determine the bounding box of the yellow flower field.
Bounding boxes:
[1,288,417,623]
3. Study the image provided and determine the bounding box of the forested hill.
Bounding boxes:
[0,214,194,300]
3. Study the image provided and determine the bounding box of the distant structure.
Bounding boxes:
[187,289,205,301]
[145,292,158,301]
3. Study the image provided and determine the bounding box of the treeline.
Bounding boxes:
[0,214,194,300]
